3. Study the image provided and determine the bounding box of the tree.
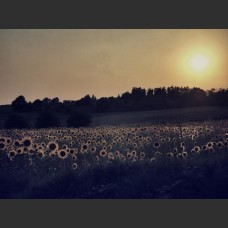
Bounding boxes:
[33,99,43,111]
[51,97,60,105]
[12,95,28,112]
[131,87,146,100]
[4,113,30,129]
[35,111,61,128]
[67,108,92,128]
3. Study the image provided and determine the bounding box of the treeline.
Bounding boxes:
[11,86,228,114]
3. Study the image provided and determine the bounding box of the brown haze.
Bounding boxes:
[0,29,227,105]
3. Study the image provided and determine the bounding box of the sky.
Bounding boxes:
[0,29,227,105]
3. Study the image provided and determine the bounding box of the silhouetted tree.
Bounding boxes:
[121,92,131,103]
[188,87,207,106]
[7,86,228,115]
[42,98,52,109]
[166,86,181,108]
[67,108,92,128]
[51,97,60,105]
[131,87,146,100]
[35,111,61,128]
[4,113,30,129]
[33,99,43,111]
[12,95,28,112]
[147,89,154,97]
[97,97,115,112]
[75,95,97,112]
[153,87,167,108]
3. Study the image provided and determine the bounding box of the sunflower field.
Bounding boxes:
[0,120,228,198]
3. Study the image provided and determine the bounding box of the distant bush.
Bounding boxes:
[67,108,92,128]
[4,113,30,129]
[35,111,61,129]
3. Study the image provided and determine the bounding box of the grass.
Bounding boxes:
[1,151,228,199]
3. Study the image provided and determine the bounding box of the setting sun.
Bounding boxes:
[189,54,210,73]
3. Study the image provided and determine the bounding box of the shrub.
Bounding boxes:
[4,113,30,129]
[67,108,92,128]
[35,111,61,129]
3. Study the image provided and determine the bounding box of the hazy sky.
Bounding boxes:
[0,29,227,105]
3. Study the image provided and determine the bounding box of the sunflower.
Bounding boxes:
[119,155,126,161]
[155,151,162,157]
[69,149,75,155]
[28,148,36,155]
[0,142,6,151]
[160,138,165,143]
[99,149,107,157]
[90,146,97,153]
[33,143,39,150]
[150,157,156,162]
[8,150,17,160]
[108,145,112,150]
[81,143,89,152]
[57,149,68,159]
[6,138,12,145]
[202,145,207,151]
[23,147,28,153]
[193,146,201,153]
[37,150,45,159]
[70,140,75,146]
[101,140,107,146]
[140,152,146,159]
[207,142,213,148]
[182,151,188,158]
[0,137,6,143]
[13,140,20,147]
[49,151,56,157]
[47,142,59,151]
[153,142,160,149]
[72,163,78,170]
[62,144,68,150]
[126,152,132,159]
[217,141,223,149]
[17,147,23,155]
[115,151,120,157]
[131,150,137,156]
[177,153,183,159]
[22,138,32,147]
[72,155,77,160]
[166,152,174,158]
[108,152,115,160]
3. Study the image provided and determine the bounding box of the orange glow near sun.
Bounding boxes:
[179,44,221,83]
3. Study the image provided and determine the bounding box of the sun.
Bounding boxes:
[189,54,210,73]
